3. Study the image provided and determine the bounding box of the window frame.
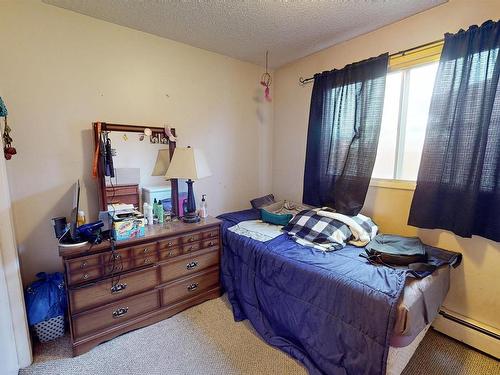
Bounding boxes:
[370,41,444,190]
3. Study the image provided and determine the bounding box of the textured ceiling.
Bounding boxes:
[43,0,447,68]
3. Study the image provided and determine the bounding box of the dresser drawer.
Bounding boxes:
[160,249,219,283]
[106,185,138,197]
[201,238,218,249]
[103,248,131,263]
[162,268,219,306]
[181,233,201,244]
[67,253,101,272]
[202,228,219,239]
[70,266,158,314]
[133,254,158,267]
[130,243,157,258]
[159,247,181,261]
[68,267,102,285]
[158,237,180,249]
[102,249,134,275]
[182,242,201,254]
[103,258,134,276]
[72,290,160,339]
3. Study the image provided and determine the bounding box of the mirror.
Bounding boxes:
[93,123,180,217]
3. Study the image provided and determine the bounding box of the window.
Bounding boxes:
[372,41,443,182]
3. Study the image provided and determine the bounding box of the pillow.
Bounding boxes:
[250,194,275,209]
[260,208,293,226]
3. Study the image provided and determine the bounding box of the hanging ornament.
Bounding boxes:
[260,51,272,102]
[0,97,16,160]
[164,125,177,142]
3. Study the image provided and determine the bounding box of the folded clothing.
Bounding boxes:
[316,209,378,247]
[227,220,284,242]
[283,209,352,251]
[366,234,426,255]
[283,208,378,251]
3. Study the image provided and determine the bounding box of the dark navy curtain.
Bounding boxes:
[303,54,389,215]
[408,20,500,241]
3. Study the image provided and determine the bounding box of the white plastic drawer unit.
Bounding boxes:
[142,185,172,206]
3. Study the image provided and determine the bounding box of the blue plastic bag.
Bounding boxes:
[25,272,67,326]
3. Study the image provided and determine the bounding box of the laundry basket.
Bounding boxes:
[32,315,65,343]
[25,272,67,342]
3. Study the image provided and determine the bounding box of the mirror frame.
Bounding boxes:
[92,122,179,217]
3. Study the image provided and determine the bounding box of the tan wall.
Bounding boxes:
[273,0,500,330]
[0,1,273,284]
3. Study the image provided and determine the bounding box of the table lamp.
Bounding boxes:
[165,146,211,223]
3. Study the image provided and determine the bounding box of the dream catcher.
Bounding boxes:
[0,97,16,160]
[260,51,272,102]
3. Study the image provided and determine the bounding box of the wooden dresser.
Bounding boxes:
[59,217,222,356]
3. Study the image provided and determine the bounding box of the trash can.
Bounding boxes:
[25,272,67,342]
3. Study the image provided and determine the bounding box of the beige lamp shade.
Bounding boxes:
[165,147,212,180]
[151,149,171,176]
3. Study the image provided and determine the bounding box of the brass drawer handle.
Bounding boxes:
[188,237,195,242]
[112,307,129,318]
[186,261,198,270]
[110,283,127,294]
[80,261,87,268]
[168,251,173,257]
[144,257,152,264]
[112,253,121,260]
[82,273,89,280]
[187,283,198,292]
[143,248,149,253]
[168,241,173,247]
[208,241,214,246]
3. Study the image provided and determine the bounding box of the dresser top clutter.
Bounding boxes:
[59,122,221,356]
[58,216,221,259]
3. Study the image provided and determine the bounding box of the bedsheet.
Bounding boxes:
[218,209,460,375]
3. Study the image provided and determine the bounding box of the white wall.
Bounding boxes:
[273,0,500,338]
[0,0,273,284]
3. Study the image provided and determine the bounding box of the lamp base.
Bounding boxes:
[182,211,200,223]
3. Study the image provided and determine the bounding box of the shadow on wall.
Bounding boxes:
[253,87,265,124]
[13,184,74,285]
[14,128,99,285]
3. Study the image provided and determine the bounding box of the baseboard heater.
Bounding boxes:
[439,310,500,341]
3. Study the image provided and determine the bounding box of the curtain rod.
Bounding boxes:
[298,38,443,85]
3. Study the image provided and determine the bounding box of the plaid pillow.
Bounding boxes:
[283,209,352,251]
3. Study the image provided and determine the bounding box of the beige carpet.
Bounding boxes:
[21,297,499,375]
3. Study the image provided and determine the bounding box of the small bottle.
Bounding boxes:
[158,200,164,224]
[199,194,208,218]
[153,198,158,219]
[146,203,154,226]
[143,202,150,225]
[77,210,86,227]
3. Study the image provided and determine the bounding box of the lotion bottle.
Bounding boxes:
[200,194,208,218]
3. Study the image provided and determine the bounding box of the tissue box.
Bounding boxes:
[112,218,145,241]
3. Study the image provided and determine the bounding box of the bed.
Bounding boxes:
[218,209,460,375]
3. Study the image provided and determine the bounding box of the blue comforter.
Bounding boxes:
[219,209,459,375]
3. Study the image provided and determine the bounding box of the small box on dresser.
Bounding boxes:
[59,216,222,356]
